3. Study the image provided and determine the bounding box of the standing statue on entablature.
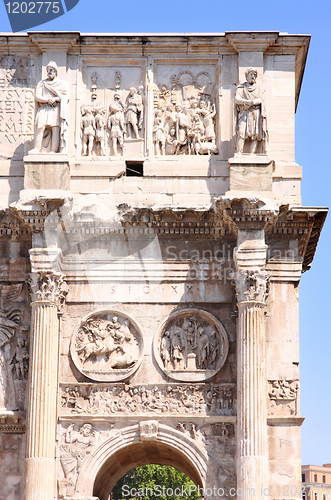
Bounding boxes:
[235,68,268,155]
[30,61,70,154]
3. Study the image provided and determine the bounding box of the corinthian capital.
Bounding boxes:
[232,269,269,304]
[28,272,68,309]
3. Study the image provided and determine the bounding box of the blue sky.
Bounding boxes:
[0,0,330,467]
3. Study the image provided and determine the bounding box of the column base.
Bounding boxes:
[24,457,56,500]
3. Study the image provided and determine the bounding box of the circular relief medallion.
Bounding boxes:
[70,310,144,382]
[154,308,229,382]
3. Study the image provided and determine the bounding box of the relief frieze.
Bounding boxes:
[59,383,236,416]
[268,379,299,416]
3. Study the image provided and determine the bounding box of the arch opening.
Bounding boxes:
[93,441,204,500]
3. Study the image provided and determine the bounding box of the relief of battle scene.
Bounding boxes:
[60,382,236,416]
[79,68,144,157]
[70,311,143,382]
[153,70,218,155]
[154,309,229,381]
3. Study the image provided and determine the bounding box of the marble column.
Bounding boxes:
[24,271,67,500]
[233,235,269,500]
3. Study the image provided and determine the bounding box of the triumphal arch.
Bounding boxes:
[0,32,327,500]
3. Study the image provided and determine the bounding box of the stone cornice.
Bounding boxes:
[0,412,26,434]
[0,206,326,273]
[225,32,278,53]
[28,32,80,52]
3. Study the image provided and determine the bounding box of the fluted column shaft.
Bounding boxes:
[24,272,67,500]
[233,234,269,500]
[237,300,268,499]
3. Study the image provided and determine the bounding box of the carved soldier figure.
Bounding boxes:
[197,326,209,369]
[235,67,268,154]
[175,104,190,154]
[94,106,106,156]
[81,106,96,156]
[10,337,29,379]
[108,94,126,155]
[153,109,166,155]
[31,61,70,153]
[125,87,143,138]
[160,330,171,368]
[200,101,216,145]
[170,329,184,369]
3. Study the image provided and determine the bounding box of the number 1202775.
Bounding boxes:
[5,1,60,13]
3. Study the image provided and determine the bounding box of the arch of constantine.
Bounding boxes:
[0,31,327,500]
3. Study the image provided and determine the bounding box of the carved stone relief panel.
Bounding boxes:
[0,283,29,412]
[268,379,299,416]
[70,310,144,382]
[0,55,38,159]
[57,421,117,499]
[153,65,218,155]
[154,308,229,381]
[79,64,145,157]
[59,382,236,416]
[176,422,236,493]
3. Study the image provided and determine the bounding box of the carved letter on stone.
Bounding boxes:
[140,420,159,441]
[70,310,144,382]
[154,308,229,382]
[30,61,70,154]
[235,68,268,155]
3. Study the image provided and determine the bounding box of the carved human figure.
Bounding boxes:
[31,61,69,153]
[60,423,96,480]
[170,329,184,369]
[94,106,106,156]
[160,330,171,369]
[81,106,95,156]
[153,110,165,155]
[200,101,216,145]
[197,326,209,369]
[125,87,143,139]
[0,309,22,409]
[108,93,126,155]
[175,105,190,154]
[188,113,204,154]
[235,68,268,154]
[10,337,29,379]
[208,330,219,367]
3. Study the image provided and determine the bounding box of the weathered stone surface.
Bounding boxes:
[0,31,327,500]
